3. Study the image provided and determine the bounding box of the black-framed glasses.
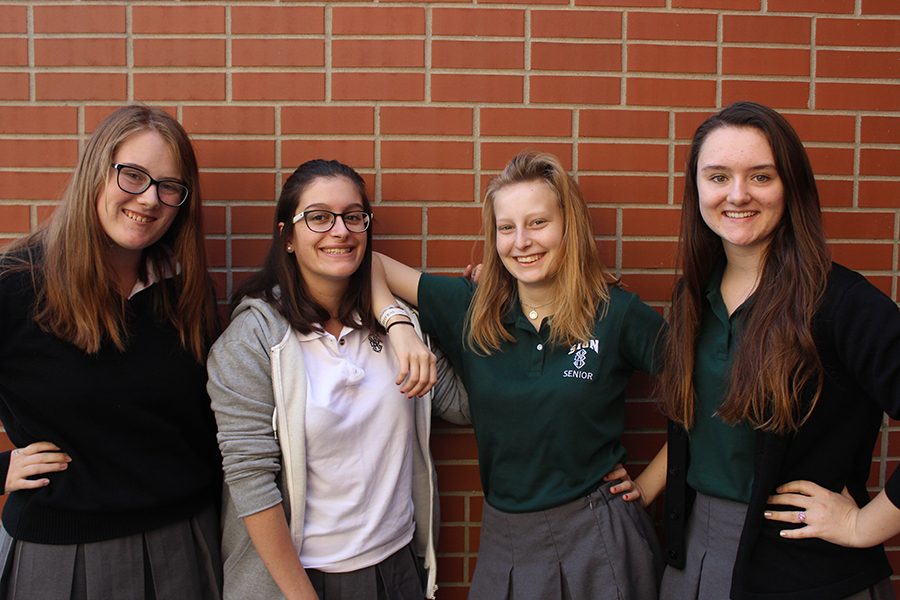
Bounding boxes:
[292,209,372,233]
[111,163,190,207]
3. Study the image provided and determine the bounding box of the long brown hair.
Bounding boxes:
[466,151,611,354]
[233,159,378,335]
[1,105,215,363]
[660,101,831,433]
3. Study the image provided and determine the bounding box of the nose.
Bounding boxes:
[136,182,162,207]
[329,214,351,236]
[513,227,531,249]
[727,179,750,204]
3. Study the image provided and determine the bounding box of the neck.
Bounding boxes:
[307,278,349,321]
[722,244,766,315]
[516,281,553,308]
[107,247,142,297]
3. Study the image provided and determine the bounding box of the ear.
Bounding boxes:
[278,222,294,253]
[277,222,285,235]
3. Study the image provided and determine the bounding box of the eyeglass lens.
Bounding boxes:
[304,210,370,233]
[115,165,189,207]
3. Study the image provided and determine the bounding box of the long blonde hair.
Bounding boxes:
[466,151,611,354]
[1,105,215,362]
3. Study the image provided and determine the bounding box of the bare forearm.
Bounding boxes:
[373,252,421,307]
[243,504,318,600]
[851,490,900,547]
[635,442,668,507]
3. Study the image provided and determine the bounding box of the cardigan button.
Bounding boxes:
[668,511,680,521]
[668,550,678,560]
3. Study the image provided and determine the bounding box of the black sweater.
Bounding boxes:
[0,265,221,544]
[665,263,900,599]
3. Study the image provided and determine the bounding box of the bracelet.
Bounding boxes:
[386,320,414,333]
[378,304,409,328]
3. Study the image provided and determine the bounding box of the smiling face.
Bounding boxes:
[96,129,182,265]
[288,176,367,295]
[697,126,786,261]
[492,179,564,296]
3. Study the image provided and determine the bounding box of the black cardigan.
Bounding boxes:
[665,263,900,600]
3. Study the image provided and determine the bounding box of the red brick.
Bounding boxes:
[433,41,523,70]
[36,38,126,67]
[721,80,810,110]
[428,240,485,268]
[580,175,669,204]
[861,116,900,144]
[36,204,60,225]
[628,78,716,107]
[480,108,571,137]
[233,73,324,101]
[283,107,373,135]
[333,7,424,35]
[629,44,717,74]
[532,42,620,71]
[0,172,69,200]
[863,0,900,14]
[231,6,324,34]
[578,0,664,6]
[817,18,900,47]
[433,8,524,36]
[860,149,900,177]
[371,207,422,235]
[438,525,466,552]
[582,208,614,238]
[333,40,423,68]
[202,206,227,236]
[132,6,225,34]
[580,143,668,172]
[438,495,467,522]
[433,75,522,103]
[231,239,269,269]
[382,174,474,202]
[0,140,77,168]
[427,207,481,236]
[829,243,893,271]
[531,10,621,38]
[193,140,275,169]
[481,142,573,171]
[859,181,900,208]
[822,211,895,239]
[724,15,810,44]
[232,39,324,68]
[0,39,26,66]
[805,147,853,176]
[376,240,422,266]
[135,73,225,101]
[673,0,758,7]
[134,39,224,68]
[34,5,125,33]
[0,107,77,134]
[723,47,809,76]
[818,50,900,79]
[581,109,668,139]
[623,208,681,236]
[382,141,472,170]
[817,83,900,111]
[784,114,855,144]
[769,0,854,12]
[201,172,276,202]
[628,12,717,41]
[283,140,375,170]
[183,106,274,135]
[0,206,29,233]
[333,73,423,102]
[431,433,479,461]
[531,75,618,104]
[817,179,854,208]
[37,73,126,101]
[231,206,275,235]
[0,5,26,33]
[381,107,471,136]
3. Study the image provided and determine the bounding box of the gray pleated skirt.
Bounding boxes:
[469,481,663,600]
[659,492,894,600]
[0,504,222,600]
[305,541,425,600]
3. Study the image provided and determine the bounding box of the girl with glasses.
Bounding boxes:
[624,101,900,599]
[371,151,665,600]
[207,159,468,600]
[0,105,222,598]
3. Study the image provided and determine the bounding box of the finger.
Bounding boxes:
[775,480,818,496]
[609,480,633,495]
[767,492,809,508]
[603,466,628,481]
[840,486,854,501]
[27,452,71,465]
[400,358,422,396]
[763,509,803,523]
[20,462,68,477]
[779,526,814,540]
[18,442,62,456]
[11,478,51,491]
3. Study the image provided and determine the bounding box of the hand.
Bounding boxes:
[604,463,647,505]
[386,322,437,398]
[765,480,861,547]
[6,442,71,493]
[463,263,482,284]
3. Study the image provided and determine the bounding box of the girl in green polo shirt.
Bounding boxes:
[372,151,665,600]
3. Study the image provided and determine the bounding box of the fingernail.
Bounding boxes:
[779,531,787,537]
[764,511,772,517]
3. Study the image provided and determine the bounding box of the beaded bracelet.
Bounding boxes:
[385,320,414,333]
[378,304,409,328]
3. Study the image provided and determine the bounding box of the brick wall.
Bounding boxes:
[0,1,898,596]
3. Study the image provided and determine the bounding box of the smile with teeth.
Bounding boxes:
[724,211,758,219]
[123,209,154,223]
[322,248,352,255]
[516,254,543,264]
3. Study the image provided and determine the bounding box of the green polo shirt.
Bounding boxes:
[418,274,664,513]
[686,265,756,503]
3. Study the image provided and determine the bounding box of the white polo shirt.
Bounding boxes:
[296,324,416,572]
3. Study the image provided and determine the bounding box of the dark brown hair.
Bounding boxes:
[659,101,831,433]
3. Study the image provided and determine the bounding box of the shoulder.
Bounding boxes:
[215,295,291,352]
[822,262,895,314]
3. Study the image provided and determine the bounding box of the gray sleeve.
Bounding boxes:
[207,313,284,518]
[430,343,470,425]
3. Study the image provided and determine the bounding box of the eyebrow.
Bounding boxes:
[300,202,366,211]
[699,163,777,172]
[117,162,185,183]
